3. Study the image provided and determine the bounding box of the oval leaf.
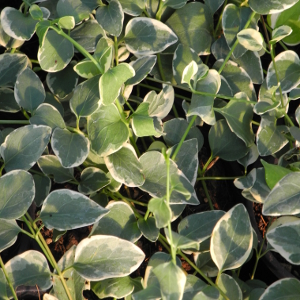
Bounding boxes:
[38,30,74,72]
[0,219,21,252]
[237,28,263,51]
[51,128,90,168]
[125,17,178,55]
[104,144,145,187]
[40,189,108,230]
[249,0,299,14]
[211,204,253,272]
[0,125,51,172]
[73,235,145,280]
[90,201,142,243]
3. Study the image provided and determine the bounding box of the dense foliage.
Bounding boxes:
[1,0,300,299]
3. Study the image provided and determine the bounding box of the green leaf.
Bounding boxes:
[0,219,21,252]
[271,1,300,46]
[35,20,51,46]
[51,246,85,299]
[163,0,187,9]
[222,5,258,58]
[213,60,257,101]
[217,274,243,300]
[172,44,201,86]
[137,217,159,242]
[98,46,113,74]
[140,151,199,205]
[193,286,219,299]
[217,99,255,147]
[38,30,74,72]
[30,103,65,131]
[118,0,146,16]
[182,61,198,86]
[104,144,144,187]
[152,261,186,300]
[187,70,221,125]
[78,167,110,194]
[267,220,300,264]
[92,276,136,299]
[0,125,51,172]
[0,53,27,87]
[58,16,75,30]
[270,25,292,44]
[14,67,45,113]
[70,19,105,53]
[148,197,172,228]
[5,251,51,293]
[70,75,100,118]
[263,172,300,216]
[1,7,37,40]
[73,235,145,280]
[267,50,300,93]
[57,0,100,23]
[46,61,78,99]
[38,155,75,183]
[29,4,44,20]
[51,128,90,168]
[88,104,129,156]
[211,204,253,272]
[249,0,299,14]
[0,269,8,299]
[126,55,157,86]
[165,229,199,251]
[96,0,124,37]
[182,274,207,300]
[0,19,24,49]
[261,159,293,190]
[166,2,213,55]
[33,174,51,207]
[125,17,178,55]
[238,144,259,169]
[0,87,20,113]
[90,201,141,242]
[204,0,225,14]
[211,34,264,84]
[257,114,289,156]
[167,139,199,185]
[144,84,174,119]
[209,119,249,161]
[178,210,225,243]
[40,189,108,230]
[73,60,101,79]
[131,102,163,137]
[163,118,204,151]
[237,28,264,51]
[100,63,135,105]
[259,278,300,300]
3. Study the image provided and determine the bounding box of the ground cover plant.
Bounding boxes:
[1,0,300,299]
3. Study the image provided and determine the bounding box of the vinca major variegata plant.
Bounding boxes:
[1,0,300,299]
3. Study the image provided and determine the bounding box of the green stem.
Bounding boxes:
[0,120,29,125]
[158,234,171,253]
[24,214,74,300]
[0,164,5,176]
[284,112,295,127]
[155,0,164,20]
[202,180,214,210]
[50,25,102,73]
[113,191,148,207]
[171,115,197,161]
[252,120,260,126]
[196,176,244,181]
[213,0,228,39]
[164,150,176,264]
[145,77,256,104]
[129,133,141,157]
[22,109,30,120]
[114,36,119,66]
[218,11,257,74]
[144,209,150,221]
[157,54,166,81]
[178,250,229,300]
[0,255,18,300]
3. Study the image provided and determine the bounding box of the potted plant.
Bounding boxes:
[1,0,300,299]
